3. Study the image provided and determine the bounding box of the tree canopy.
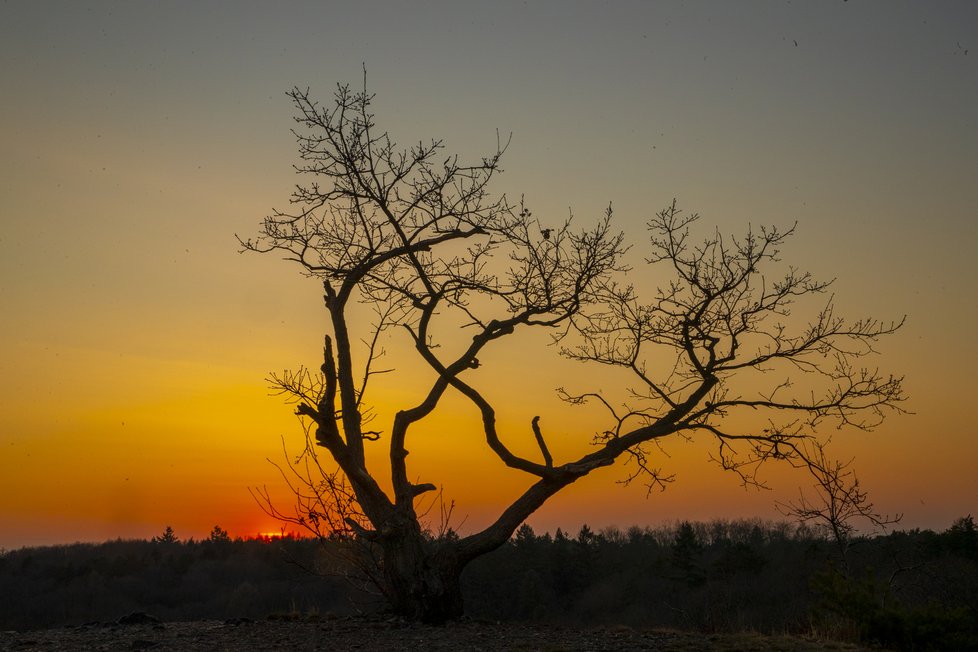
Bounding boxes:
[239,78,906,622]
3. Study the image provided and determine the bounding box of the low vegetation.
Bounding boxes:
[2,517,975,650]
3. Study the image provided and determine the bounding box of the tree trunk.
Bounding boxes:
[382,529,464,624]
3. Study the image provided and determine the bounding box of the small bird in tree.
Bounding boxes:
[541,228,552,240]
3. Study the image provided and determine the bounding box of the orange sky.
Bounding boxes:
[1,2,976,549]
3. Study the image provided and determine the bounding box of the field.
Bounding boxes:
[0,616,871,651]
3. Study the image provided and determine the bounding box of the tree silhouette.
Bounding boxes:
[672,521,704,586]
[152,526,179,545]
[208,525,232,543]
[777,441,901,574]
[239,77,906,622]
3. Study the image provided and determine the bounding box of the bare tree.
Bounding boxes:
[777,441,902,574]
[239,77,906,622]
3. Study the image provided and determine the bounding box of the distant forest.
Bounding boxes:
[2,517,976,650]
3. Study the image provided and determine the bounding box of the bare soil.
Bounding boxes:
[0,616,872,651]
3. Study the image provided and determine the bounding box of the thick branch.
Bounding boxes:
[530,416,553,469]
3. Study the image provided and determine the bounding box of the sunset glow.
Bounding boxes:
[1,2,976,551]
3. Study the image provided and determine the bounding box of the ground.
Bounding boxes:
[0,616,873,651]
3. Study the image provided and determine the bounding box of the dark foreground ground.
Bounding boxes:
[0,616,871,652]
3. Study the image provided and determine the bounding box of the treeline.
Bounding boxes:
[462,517,978,650]
[0,530,355,631]
[2,517,976,650]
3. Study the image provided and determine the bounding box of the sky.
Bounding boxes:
[1,1,976,550]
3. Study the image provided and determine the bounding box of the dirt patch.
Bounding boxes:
[0,617,870,651]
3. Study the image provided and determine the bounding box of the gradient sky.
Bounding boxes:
[1,1,976,550]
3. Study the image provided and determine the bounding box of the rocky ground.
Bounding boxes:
[0,614,872,651]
